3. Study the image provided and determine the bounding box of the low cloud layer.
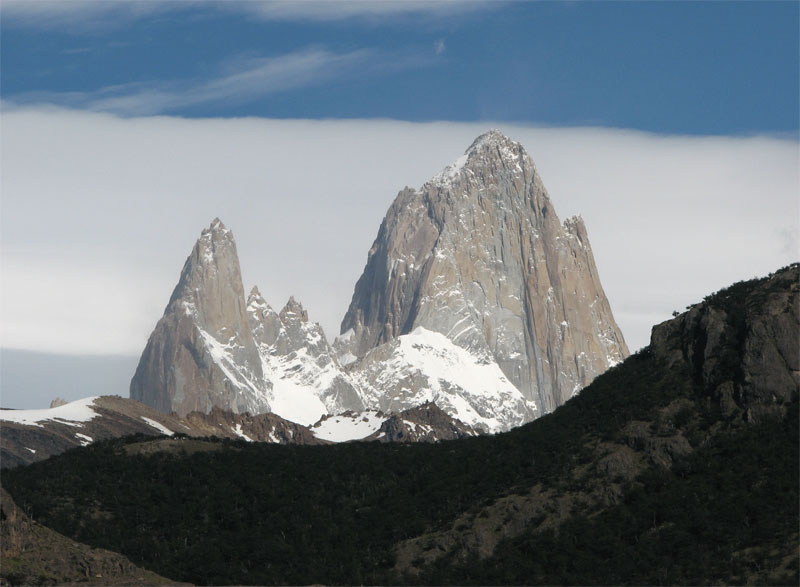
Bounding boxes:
[2,108,797,359]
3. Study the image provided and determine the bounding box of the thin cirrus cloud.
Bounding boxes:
[232,0,500,22]
[9,48,381,117]
[0,0,181,31]
[1,1,497,30]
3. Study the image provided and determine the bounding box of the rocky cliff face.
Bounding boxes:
[365,402,480,443]
[130,131,628,431]
[340,130,628,416]
[651,264,799,423]
[130,219,268,416]
[130,220,355,422]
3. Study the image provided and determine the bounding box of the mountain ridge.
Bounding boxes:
[4,264,796,586]
[1,394,480,467]
[129,130,627,431]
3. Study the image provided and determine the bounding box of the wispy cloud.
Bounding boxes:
[232,1,500,22]
[1,0,184,32]
[7,48,383,116]
[2,1,498,30]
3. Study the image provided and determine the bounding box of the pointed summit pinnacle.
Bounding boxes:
[280,296,308,323]
[429,129,530,188]
[247,285,269,310]
[201,217,231,240]
[466,129,519,153]
[464,129,527,168]
[131,218,266,416]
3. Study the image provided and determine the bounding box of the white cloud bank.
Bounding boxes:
[2,107,797,357]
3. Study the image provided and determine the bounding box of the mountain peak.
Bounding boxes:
[466,129,519,154]
[464,129,526,169]
[199,217,232,244]
[280,296,308,323]
[132,218,267,417]
[247,286,271,312]
[208,217,227,231]
[430,130,528,188]
[342,130,629,419]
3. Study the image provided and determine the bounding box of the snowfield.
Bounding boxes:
[311,411,385,442]
[0,396,100,428]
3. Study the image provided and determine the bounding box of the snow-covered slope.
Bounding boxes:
[248,289,364,425]
[0,396,101,428]
[310,411,385,442]
[352,327,536,433]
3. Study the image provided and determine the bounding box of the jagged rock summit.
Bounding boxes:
[339,129,629,416]
[130,218,268,416]
[130,219,356,422]
[131,130,628,433]
[247,287,365,423]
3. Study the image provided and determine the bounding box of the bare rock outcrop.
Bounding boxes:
[340,130,628,417]
[365,401,479,443]
[130,218,267,417]
[130,220,361,424]
[651,264,799,423]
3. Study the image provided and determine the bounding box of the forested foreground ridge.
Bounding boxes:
[2,265,798,586]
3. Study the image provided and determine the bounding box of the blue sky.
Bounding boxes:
[1,1,798,408]
[3,1,798,134]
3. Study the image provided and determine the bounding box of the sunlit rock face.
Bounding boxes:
[132,130,629,432]
[340,130,629,419]
[131,219,268,417]
[131,219,360,422]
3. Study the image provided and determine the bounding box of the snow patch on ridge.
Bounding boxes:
[142,417,174,436]
[312,411,385,442]
[430,153,469,187]
[74,432,93,446]
[0,397,100,428]
[233,423,253,442]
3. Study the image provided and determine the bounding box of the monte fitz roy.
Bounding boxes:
[130,130,628,434]
[2,129,797,586]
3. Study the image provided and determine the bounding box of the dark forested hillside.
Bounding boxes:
[2,265,798,586]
